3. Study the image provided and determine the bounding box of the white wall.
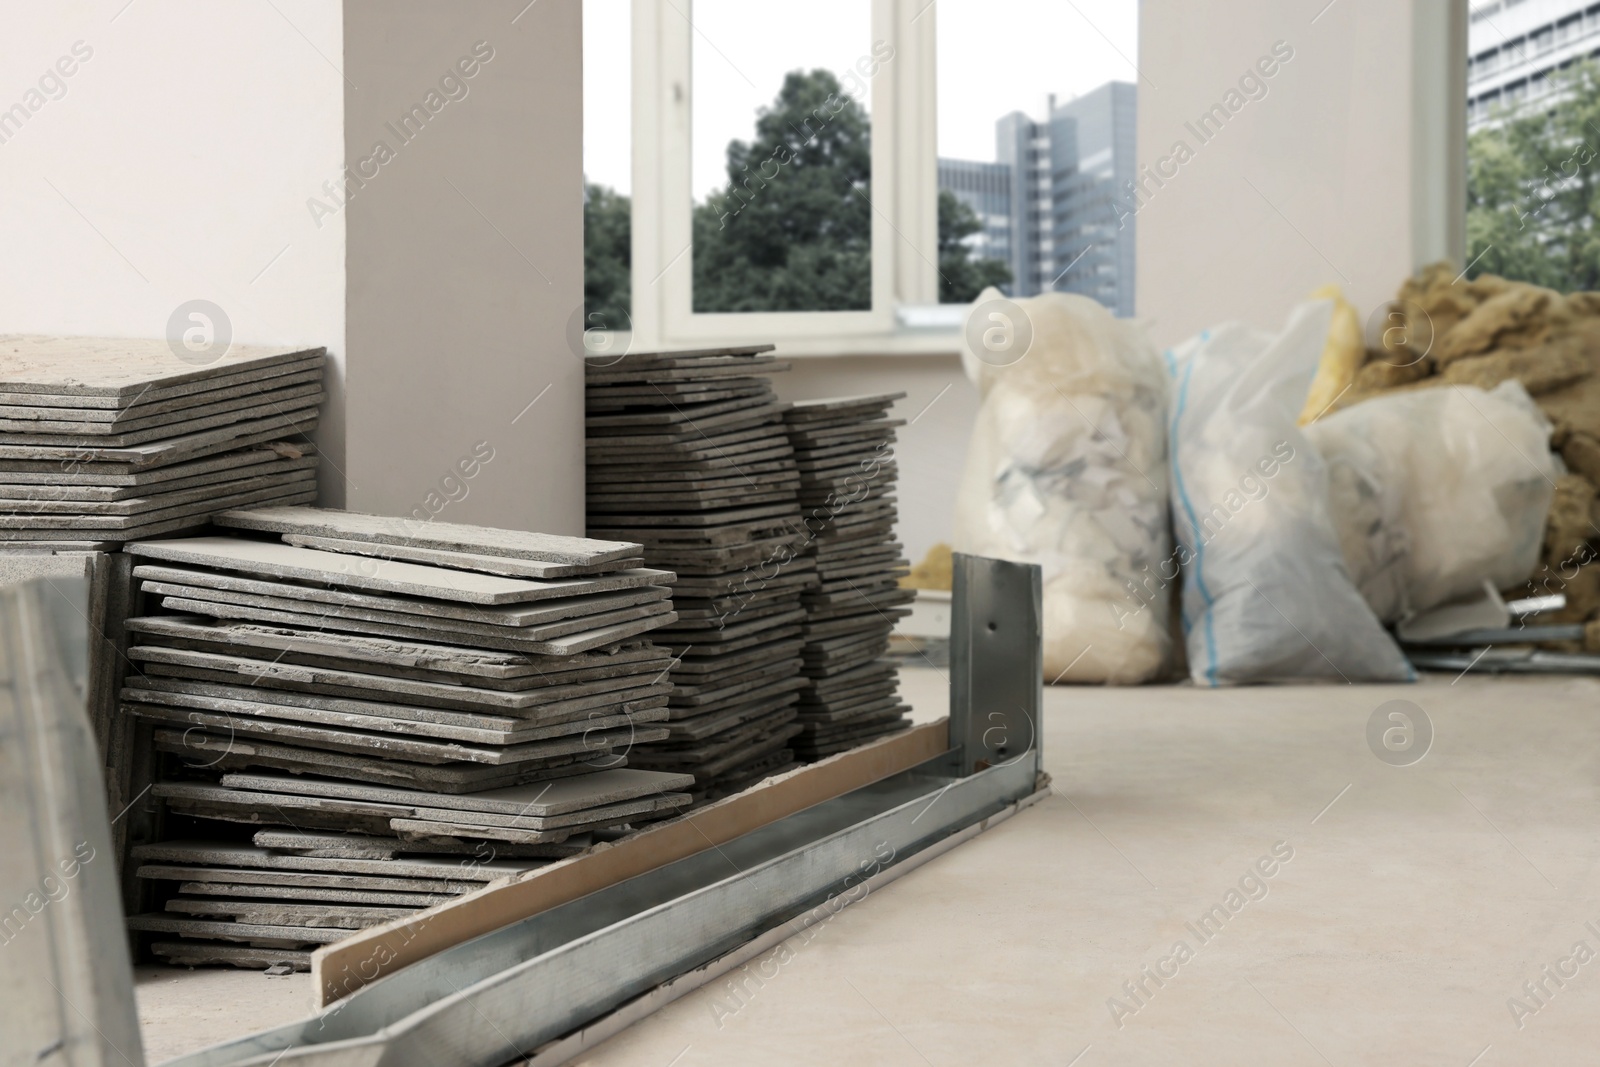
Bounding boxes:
[1135,0,1465,349]
[0,0,347,488]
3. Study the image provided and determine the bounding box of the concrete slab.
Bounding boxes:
[219,767,696,817]
[0,367,325,424]
[0,384,324,444]
[282,534,646,579]
[124,614,668,682]
[131,841,530,880]
[123,677,668,743]
[0,483,318,533]
[151,592,677,655]
[0,441,313,488]
[0,407,319,466]
[586,397,782,429]
[128,535,645,606]
[0,454,318,504]
[164,898,418,928]
[128,645,671,712]
[146,583,673,647]
[0,336,322,399]
[128,702,661,765]
[217,505,640,565]
[151,729,615,791]
[132,562,672,626]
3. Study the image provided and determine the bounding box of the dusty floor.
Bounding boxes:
[137,667,1600,1066]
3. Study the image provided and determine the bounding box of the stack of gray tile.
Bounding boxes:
[781,394,915,759]
[119,505,694,969]
[585,346,811,801]
[0,337,324,549]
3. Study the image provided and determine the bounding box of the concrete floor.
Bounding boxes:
[137,667,1600,1066]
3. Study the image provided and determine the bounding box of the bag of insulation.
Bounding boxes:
[1303,379,1559,622]
[1166,300,1412,685]
[953,287,1171,684]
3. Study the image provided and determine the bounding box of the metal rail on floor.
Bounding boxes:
[1,575,147,1067]
[162,554,1046,1067]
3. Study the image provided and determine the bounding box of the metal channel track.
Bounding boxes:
[0,576,146,1067]
[165,755,1041,1067]
[163,554,1047,1067]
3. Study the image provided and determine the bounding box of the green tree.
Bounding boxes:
[1466,61,1600,291]
[583,69,1019,315]
[693,69,872,312]
[584,181,631,328]
[938,189,1013,303]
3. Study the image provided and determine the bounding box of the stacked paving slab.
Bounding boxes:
[781,394,915,759]
[0,337,323,548]
[584,346,812,801]
[120,505,693,970]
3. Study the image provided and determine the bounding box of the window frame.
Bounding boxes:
[628,0,939,351]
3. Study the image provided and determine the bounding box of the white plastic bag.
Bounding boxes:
[1304,379,1558,621]
[953,288,1171,684]
[1167,301,1412,685]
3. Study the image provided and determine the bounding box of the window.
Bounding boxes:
[1464,15,1600,290]
[583,0,633,345]
[936,1,1139,315]
[689,0,875,315]
[612,0,1139,350]
[628,0,936,349]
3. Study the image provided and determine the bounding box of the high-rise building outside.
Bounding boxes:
[1468,0,1600,128]
[939,81,1138,316]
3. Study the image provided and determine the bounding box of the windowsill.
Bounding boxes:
[592,328,965,361]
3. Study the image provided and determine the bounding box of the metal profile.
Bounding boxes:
[949,552,1044,776]
[156,553,1046,1067]
[0,576,146,1067]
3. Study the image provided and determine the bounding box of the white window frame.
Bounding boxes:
[628,0,940,353]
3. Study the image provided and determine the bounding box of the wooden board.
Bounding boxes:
[312,720,950,1004]
[217,505,640,565]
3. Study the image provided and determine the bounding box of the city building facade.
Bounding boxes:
[1468,0,1600,128]
[938,81,1138,316]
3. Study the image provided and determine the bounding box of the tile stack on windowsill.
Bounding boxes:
[781,394,915,760]
[0,337,324,549]
[584,346,812,802]
[119,505,693,970]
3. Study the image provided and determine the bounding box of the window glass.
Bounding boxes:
[1465,6,1600,290]
[583,0,633,334]
[935,0,1139,312]
[689,0,876,313]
